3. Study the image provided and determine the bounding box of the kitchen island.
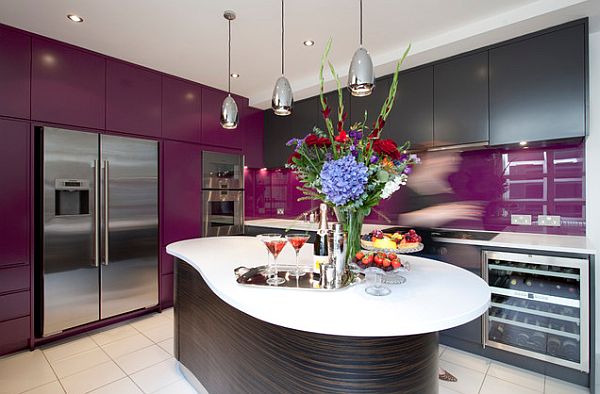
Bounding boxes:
[167,237,490,393]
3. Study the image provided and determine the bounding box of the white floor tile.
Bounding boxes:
[87,377,143,394]
[480,375,541,394]
[51,347,111,379]
[487,361,544,392]
[439,345,446,357]
[153,379,204,394]
[129,358,182,393]
[101,333,154,359]
[42,336,98,363]
[21,380,65,394]
[139,321,173,343]
[544,376,590,394]
[0,349,57,393]
[438,384,463,394]
[130,314,171,333]
[440,347,491,374]
[161,308,174,320]
[157,338,174,356]
[89,324,139,346]
[438,360,486,394]
[59,360,125,394]
[114,345,171,375]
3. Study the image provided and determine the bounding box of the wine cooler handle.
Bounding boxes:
[92,160,99,267]
[103,160,109,266]
[481,251,490,348]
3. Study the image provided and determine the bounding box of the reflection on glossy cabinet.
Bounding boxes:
[201,88,245,149]
[107,60,162,137]
[0,26,30,119]
[243,108,265,168]
[263,110,294,168]
[32,38,106,129]
[162,76,202,142]
[434,52,489,147]
[0,119,29,268]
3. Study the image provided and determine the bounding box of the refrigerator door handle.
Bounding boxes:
[103,160,109,266]
[93,160,100,267]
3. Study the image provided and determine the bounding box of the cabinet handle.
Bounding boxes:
[103,160,109,266]
[93,160,99,267]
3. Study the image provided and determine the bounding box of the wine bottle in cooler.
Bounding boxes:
[313,203,329,274]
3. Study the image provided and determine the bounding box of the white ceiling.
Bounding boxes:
[1,0,599,109]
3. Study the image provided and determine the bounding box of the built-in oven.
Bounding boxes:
[201,150,244,237]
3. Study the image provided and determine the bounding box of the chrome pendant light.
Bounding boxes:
[348,0,374,97]
[221,10,239,129]
[271,0,293,116]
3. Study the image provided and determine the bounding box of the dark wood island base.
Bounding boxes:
[175,259,440,393]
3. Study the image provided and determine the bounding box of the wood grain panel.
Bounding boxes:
[175,259,439,393]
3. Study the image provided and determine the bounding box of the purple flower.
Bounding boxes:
[286,137,304,151]
[349,129,363,144]
[370,155,379,164]
[325,152,333,161]
[403,166,412,175]
[320,155,368,206]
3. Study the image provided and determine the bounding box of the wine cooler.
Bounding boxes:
[482,251,589,372]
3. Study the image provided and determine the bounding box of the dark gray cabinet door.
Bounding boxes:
[434,52,489,147]
[263,110,294,168]
[489,24,586,145]
[351,68,434,150]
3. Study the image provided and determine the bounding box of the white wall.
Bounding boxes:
[587,31,600,389]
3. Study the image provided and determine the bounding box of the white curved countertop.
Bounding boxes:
[167,237,491,337]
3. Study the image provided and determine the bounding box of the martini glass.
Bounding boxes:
[286,233,311,277]
[258,234,286,285]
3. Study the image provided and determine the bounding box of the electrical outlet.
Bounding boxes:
[538,215,561,227]
[276,208,285,215]
[511,214,532,225]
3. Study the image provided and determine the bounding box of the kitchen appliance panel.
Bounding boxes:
[100,135,158,318]
[42,127,100,336]
[203,190,243,236]
[202,151,244,190]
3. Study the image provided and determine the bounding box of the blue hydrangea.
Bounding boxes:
[320,155,368,206]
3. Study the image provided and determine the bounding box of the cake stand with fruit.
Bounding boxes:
[361,229,424,254]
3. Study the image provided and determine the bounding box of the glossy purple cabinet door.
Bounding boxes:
[107,60,161,137]
[163,140,202,245]
[0,26,30,119]
[162,76,202,142]
[201,88,244,149]
[243,108,264,168]
[0,119,29,267]
[32,38,105,129]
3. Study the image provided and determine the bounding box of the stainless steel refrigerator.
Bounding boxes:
[40,127,158,336]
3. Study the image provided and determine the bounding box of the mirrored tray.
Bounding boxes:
[234,265,360,291]
[348,262,409,285]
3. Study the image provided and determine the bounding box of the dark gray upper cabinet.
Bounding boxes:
[434,51,489,147]
[263,110,294,168]
[351,67,434,150]
[489,23,586,145]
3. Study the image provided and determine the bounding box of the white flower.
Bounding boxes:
[381,174,408,199]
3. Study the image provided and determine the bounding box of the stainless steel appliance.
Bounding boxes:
[482,251,589,372]
[40,127,158,336]
[202,151,244,237]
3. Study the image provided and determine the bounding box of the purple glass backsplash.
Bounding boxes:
[245,143,585,235]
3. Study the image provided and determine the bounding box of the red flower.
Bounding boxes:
[288,152,301,165]
[305,134,331,147]
[321,99,331,119]
[335,130,349,143]
[373,139,400,160]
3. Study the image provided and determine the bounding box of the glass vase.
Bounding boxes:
[334,208,365,263]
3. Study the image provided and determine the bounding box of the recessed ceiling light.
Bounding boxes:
[230,73,240,78]
[519,141,528,146]
[67,14,84,23]
[303,40,315,47]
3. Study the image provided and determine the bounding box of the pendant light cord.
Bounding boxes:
[359,0,363,46]
[281,0,285,76]
[228,18,232,94]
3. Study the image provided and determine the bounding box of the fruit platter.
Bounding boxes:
[348,251,410,285]
[360,229,424,254]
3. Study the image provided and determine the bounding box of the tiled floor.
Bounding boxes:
[0,309,590,394]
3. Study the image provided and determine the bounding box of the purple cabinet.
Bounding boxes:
[243,108,264,168]
[0,26,30,119]
[0,119,29,268]
[107,60,161,137]
[162,76,202,142]
[32,38,105,129]
[163,140,202,245]
[0,317,29,355]
[201,88,245,149]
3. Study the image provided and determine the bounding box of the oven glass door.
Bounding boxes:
[202,151,244,190]
[203,190,243,236]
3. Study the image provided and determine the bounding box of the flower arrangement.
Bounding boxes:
[286,39,418,260]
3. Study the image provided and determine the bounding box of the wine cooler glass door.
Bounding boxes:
[483,251,589,372]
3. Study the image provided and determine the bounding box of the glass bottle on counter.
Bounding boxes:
[313,203,329,274]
